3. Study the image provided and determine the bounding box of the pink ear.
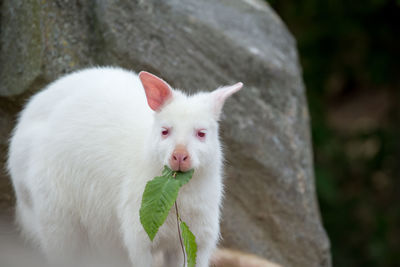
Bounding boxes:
[139,71,172,111]
[211,82,243,117]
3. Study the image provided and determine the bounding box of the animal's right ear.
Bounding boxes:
[139,71,173,112]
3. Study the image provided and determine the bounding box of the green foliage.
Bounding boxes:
[268,0,400,266]
[139,166,197,266]
[140,175,180,240]
[181,221,197,267]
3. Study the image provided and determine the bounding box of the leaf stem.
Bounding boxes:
[175,201,186,267]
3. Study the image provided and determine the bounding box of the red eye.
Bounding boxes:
[161,128,169,137]
[196,130,206,139]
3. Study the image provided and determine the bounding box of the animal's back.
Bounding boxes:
[7,67,152,255]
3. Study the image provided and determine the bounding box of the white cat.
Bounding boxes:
[7,67,242,267]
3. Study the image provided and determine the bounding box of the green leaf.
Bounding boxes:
[139,166,194,241]
[180,221,197,267]
[140,176,180,240]
[174,168,195,187]
[162,166,194,187]
[162,165,174,177]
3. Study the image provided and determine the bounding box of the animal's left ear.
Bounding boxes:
[210,82,243,118]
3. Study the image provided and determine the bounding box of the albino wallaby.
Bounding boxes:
[7,67,242,267]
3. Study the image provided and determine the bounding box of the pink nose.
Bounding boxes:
[169,145,191,172]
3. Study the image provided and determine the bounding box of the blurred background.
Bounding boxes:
[268,0,400,266]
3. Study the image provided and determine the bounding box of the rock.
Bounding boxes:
[0,0,331,266]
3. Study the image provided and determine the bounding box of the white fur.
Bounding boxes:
[7,67,241,267]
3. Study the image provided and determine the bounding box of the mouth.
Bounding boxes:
[168,164,192,173]
[168,158,192,172]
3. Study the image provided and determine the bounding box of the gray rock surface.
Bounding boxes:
[0,0,331,266]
